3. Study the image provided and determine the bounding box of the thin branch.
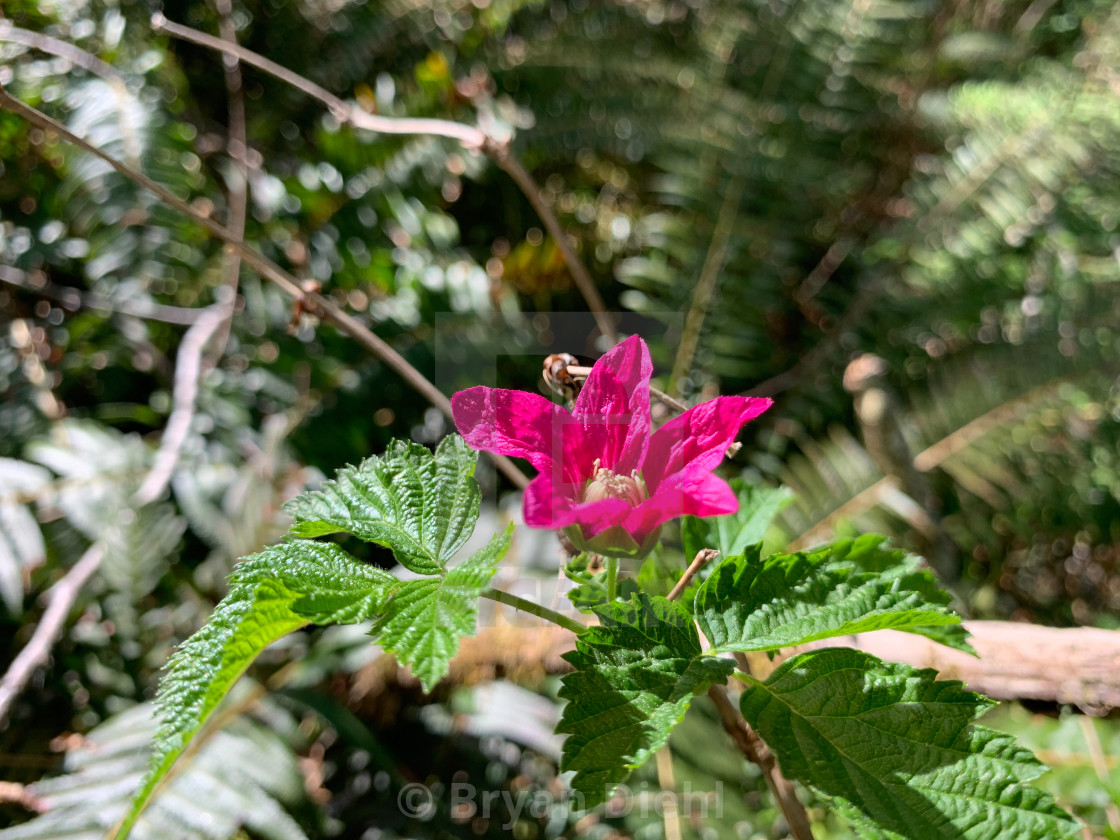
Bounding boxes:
[0,544,105,724]
[0,265,204,325]
[793,236,855,322]
[0,22,124,82]
[667,548,718,602]
[747,289,876,399]
[0,85,530,491]
[133,306,226,505]
[150,13,486,147]
[669,173,744,395]
[707,684,815,840]
[208,0,250,360]
[149,14,617,346]
[488,150,618,345]
[668,545,810,838]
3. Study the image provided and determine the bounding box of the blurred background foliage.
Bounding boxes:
[1,0,1120,838]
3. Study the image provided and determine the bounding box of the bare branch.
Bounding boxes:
[149,13,487,148]
[0,85,530,491]
[133,306,226,506]
[707,684,815,840]
[669,173,744,395]
[0,22,124,82]
[149,14,616,346]
[488,150,618,345]
[0,265,204,325]
[0,544,105,724]
[208,0,250,361]
[667,548,718,602]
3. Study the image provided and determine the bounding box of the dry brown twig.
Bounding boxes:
[661,548,814,840]
[0,544,105,724]
[667,548,718,602]
[208,0,250,361]
[149,13,618,346]
[0,85,529,492]
[0,265,204,325]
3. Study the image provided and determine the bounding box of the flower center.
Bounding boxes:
[582,459,647,506]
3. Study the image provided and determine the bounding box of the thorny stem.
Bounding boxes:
[0,85,530,491]
[482,588,586,635]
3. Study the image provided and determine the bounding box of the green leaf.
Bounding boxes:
[284,436,480,575]
[694,535,962,654]
[681,480,792,560]
[116,541,397,840]
[739,648,1081,840]
[374,523,511,692]
[557,595,734,807]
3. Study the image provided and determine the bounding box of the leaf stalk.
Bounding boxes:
[482,588,586,635]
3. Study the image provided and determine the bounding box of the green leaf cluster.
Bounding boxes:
[118,437,508,838]
[741,649,1081,840]
[557,536,1079,839]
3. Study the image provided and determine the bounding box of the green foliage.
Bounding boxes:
[285,436,480,575]
[694,535,966,654]
[0,458,49,615]
[117,540,397,839]
[374,523,511,691]
[556,595,734,807]
[0,698,310,840]
[681,480,793,562]
[740,648,1082,840]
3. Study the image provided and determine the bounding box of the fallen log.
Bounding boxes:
[353,617,1120,713]
[789,620,1120,712]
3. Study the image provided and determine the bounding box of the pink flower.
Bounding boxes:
[451,335,772,557]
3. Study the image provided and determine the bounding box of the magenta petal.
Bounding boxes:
[523,473,631,536]
[642,396,772,493]
[571,335,652,475]
[624,470,739,538]
[452,386,574,473]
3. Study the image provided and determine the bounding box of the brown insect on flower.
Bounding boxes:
[542,352,583,403]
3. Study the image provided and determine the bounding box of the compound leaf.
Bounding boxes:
[739,648,1081,840]
[695,535,963,654]
[117,541,397,839]
[374,523,511,691]
[557,595,734,807]
[285,436,479,575]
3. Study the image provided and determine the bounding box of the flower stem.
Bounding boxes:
[482,588,586,635]
[604,556,619,602]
